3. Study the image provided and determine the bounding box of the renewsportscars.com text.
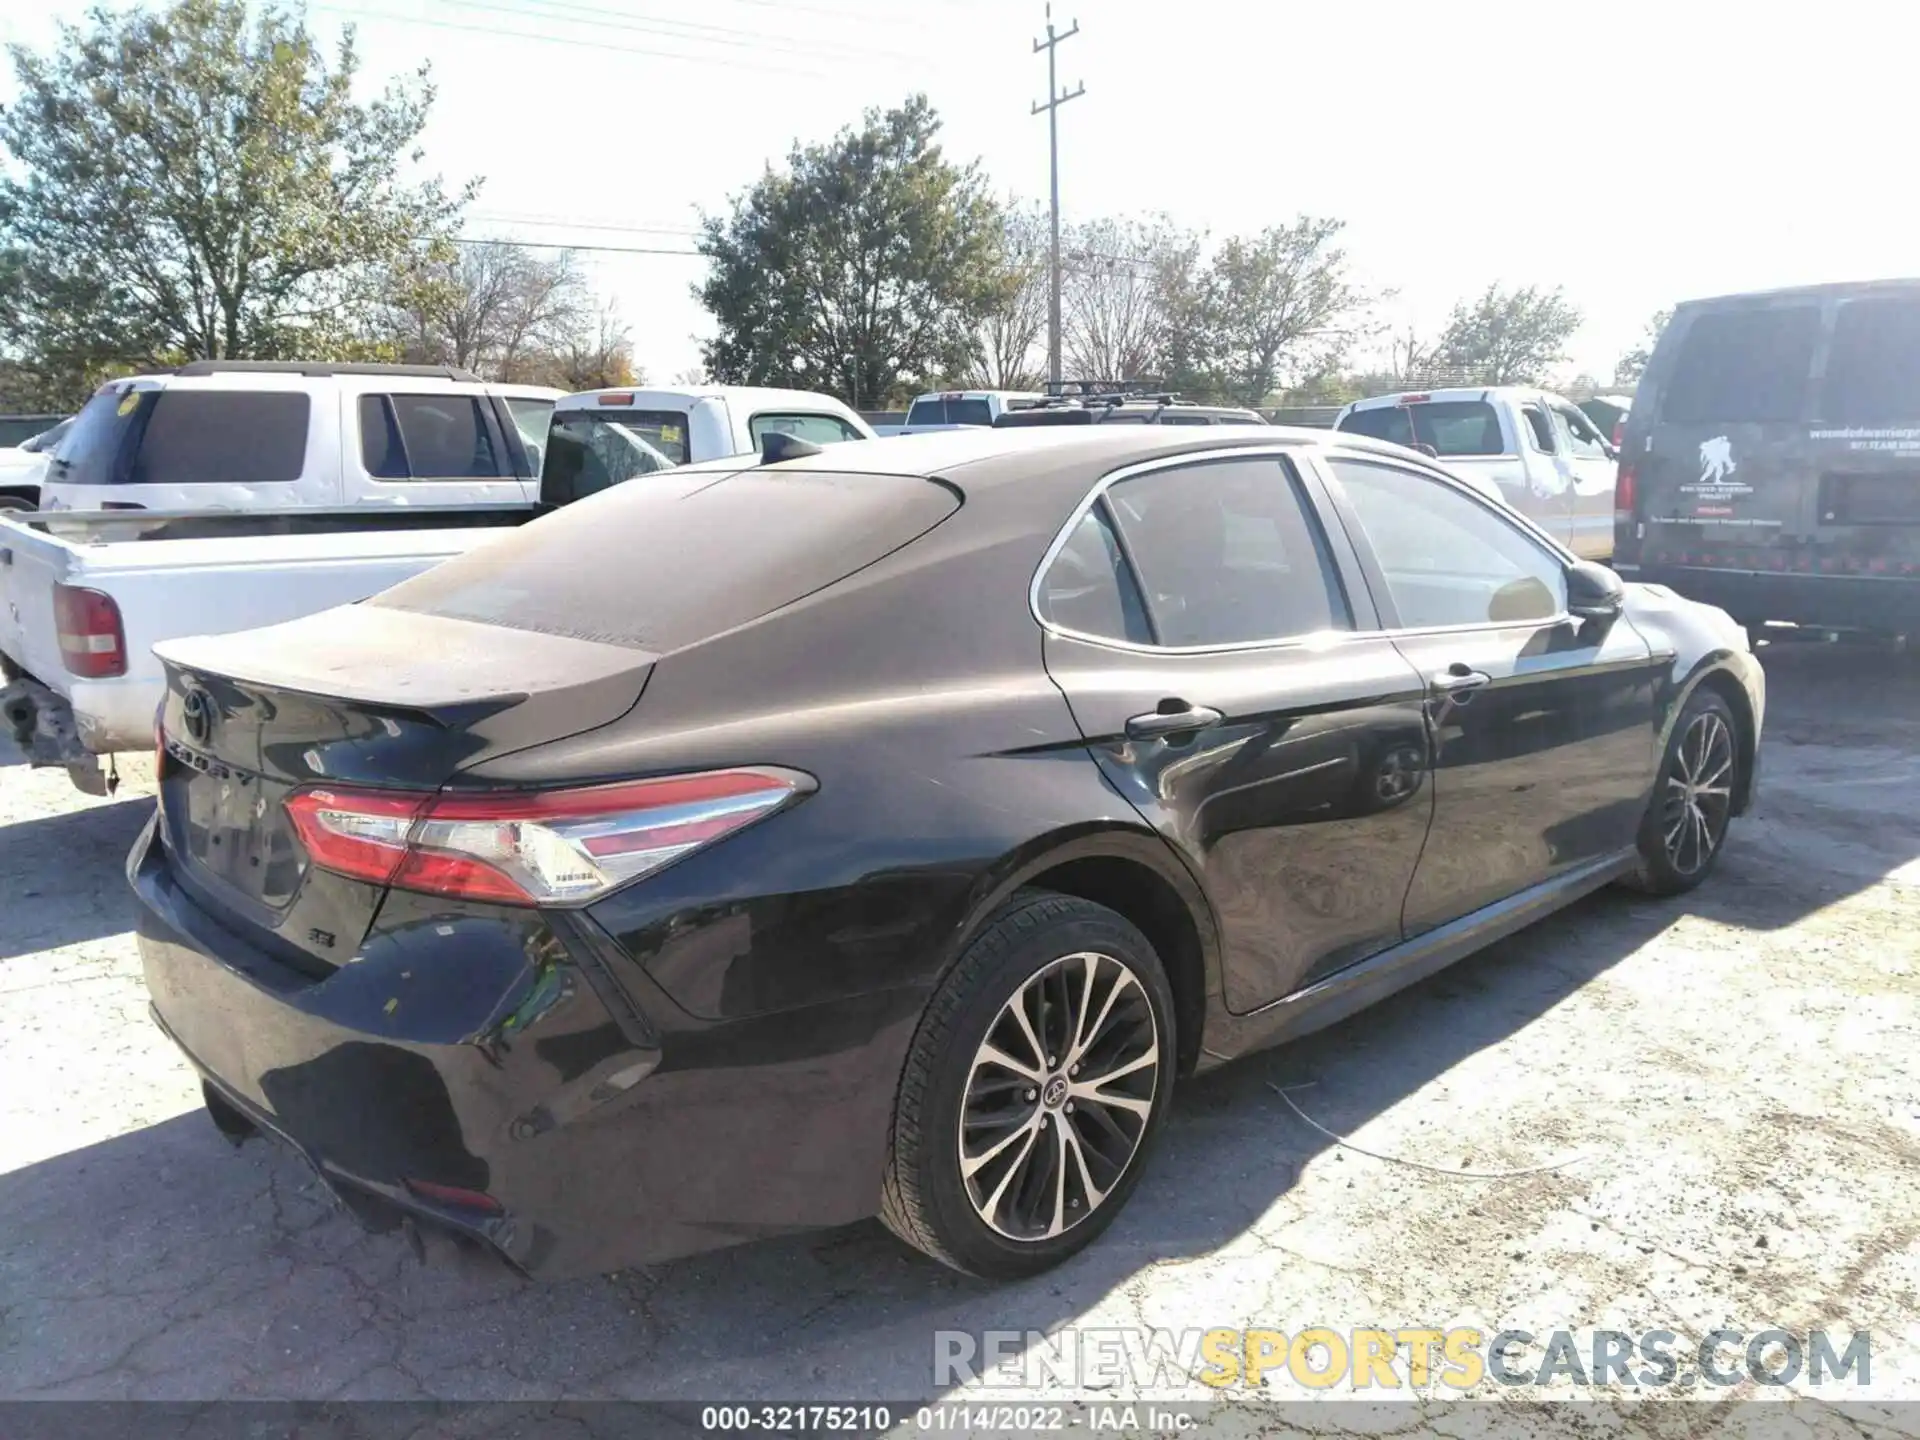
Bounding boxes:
[935,1326,1872,1392]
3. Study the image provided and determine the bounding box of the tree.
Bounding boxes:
[536,305,638,392]
[388,242,589,380]
[0,0,471,403]
[967,205,1048,390]
[1061,216,1189,384]
[1436,284,1583,385]
[1614,308,1672,386]
[696,95,1004,410]
[1193,217,1367,406]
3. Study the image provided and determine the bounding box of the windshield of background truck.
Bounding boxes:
[907,396,994,427]
[541,409,689,505]
[1338,400,1507,457]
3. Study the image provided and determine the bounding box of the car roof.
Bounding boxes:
[1674,276,1920,310]
[677,420,1465,497]
[1343,386,1568,411]
[552,385,861,414]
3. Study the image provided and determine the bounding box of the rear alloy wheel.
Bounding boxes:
[880,891,1175,1278]
[1627,689,1740,895]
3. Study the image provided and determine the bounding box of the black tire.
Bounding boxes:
[879,890,1176,1279]
[1623,688,1741,896]
[0,494,35,515]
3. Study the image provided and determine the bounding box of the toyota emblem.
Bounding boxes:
[180,687,214,745]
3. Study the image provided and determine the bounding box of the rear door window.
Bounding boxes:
[360,394,511,480]
[51,388,310,488]
[1339,401,1507,457]
[1099,456,1351,646]
[1821,298,1920,423]
[1659,306,1818,424]
[748,412,865,446]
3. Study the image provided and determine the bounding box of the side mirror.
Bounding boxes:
[1566,559,1624,621]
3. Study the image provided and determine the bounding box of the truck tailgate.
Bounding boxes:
[4,520,519,755]
[0,515,74,689]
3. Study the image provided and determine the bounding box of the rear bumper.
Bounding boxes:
[1624,564,1920,632]
[129,813,920,1277]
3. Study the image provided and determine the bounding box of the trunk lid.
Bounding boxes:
[155,606,653,972]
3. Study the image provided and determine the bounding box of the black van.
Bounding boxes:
[1615,280,1920,634]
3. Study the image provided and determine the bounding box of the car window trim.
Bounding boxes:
[1307,450,1577,636]
[1027,443,1374,656]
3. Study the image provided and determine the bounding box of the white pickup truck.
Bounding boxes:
[36,361,561,514]
[1,383,871,792]
[1334,386,1619,559]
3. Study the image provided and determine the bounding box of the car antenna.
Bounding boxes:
[760,431,825,465]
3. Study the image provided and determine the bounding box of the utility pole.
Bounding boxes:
[1032,3,1083,388]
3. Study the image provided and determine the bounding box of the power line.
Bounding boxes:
[312,3,841,78]
[425,0,930,66]
[460,236,702,256]
[470,213,702,237]
[1032,3,1084,388]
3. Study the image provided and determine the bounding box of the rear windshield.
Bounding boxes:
[1659,305,1818,424]
[1821,299,1920,424]
[1338,401,1506,456]
[540,409,690,506]
[907,397,993,427]
[52,387,309,487]
[373,468,961,651]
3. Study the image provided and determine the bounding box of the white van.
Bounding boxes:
[37,361,561,513]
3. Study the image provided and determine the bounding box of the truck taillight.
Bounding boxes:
[1612,419,1626,448]
[53,583,126,679]
[284,767,813,906]
[1615,465,1637,521]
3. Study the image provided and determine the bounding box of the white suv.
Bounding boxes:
[38,361,560,513]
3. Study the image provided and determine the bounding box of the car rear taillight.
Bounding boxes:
[53,583,126,679]
[284,767,812,906]
[1615,465,1638,522]
[1612,419,1626,448]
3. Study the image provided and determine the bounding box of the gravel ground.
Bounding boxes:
[1,641,1917,1421]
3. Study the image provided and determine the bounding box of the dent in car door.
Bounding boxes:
[1035,453,1436,1012]
[1320,455,1659,931]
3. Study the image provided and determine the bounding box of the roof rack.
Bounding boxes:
[170,360,486,382]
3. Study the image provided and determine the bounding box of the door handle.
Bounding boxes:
[1430,663,1492,699]
[1125,702,1224,741]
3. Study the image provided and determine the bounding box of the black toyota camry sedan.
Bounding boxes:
[132,424,1764,1280]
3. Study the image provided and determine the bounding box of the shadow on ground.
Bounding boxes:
[0,796,152,961]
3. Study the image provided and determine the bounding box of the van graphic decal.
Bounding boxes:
[1699,436,1737,484]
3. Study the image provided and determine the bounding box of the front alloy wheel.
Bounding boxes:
[1627,687,1741,896]
[1660,706,1735,877]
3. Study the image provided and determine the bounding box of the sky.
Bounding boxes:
[2,0,1917,389]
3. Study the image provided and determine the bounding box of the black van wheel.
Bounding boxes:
[879,891,1175,1279]
[1624,689,1740,896]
